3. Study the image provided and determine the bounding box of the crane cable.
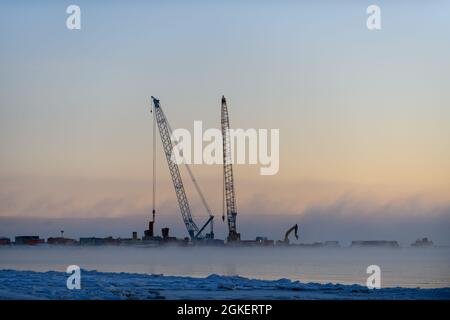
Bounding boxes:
[165,120,214,222]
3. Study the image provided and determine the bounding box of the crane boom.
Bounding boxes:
[151,96,199,239]
[221,96,240,242]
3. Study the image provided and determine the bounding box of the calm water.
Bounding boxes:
[0,245,449,288]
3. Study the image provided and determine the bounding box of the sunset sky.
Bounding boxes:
[1,1,449,242]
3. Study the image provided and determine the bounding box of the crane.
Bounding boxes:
[221,96,240,242]
[150,96,214,240]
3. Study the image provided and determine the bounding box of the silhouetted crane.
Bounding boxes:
[150,96,214,240]
[221,96,240,242]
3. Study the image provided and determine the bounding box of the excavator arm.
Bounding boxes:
[284,224,299,243]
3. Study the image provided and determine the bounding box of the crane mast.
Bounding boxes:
[221,96,240,242]
[151,96,199,239]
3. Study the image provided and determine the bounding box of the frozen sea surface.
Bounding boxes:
[0,269,449,300]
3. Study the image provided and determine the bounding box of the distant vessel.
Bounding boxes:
[14,236,45,245]
[0,237,11,245]
[351,240,399,248]
[411,237,434,247]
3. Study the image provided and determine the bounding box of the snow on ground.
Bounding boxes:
[0,269,449,300]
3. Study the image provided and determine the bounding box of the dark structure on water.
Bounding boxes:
[351,240,399,248]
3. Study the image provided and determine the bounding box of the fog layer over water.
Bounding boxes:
[1,246,449,289]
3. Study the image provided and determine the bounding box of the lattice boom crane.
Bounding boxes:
[221,96,240,242]
[151,96,213,240]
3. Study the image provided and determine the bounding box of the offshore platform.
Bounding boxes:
[0,98,413,249]
[2,96,305,248]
